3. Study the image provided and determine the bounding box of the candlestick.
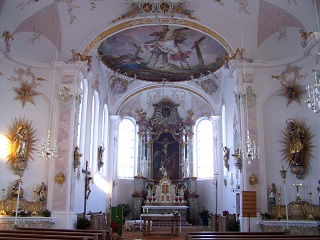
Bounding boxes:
[14,179,22,225]
[0,188,7,215]
[31,190,38,215]
[277,192,282,219]
[308,192,314,220]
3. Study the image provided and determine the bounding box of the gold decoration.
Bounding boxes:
[6,117,37,177]
[249,173,258,187]
[8,67,46,107]
[272,65,307,107]
[280,119,315,178]
[55,173,65,186]
[73,146,83,170]
[13,81,40,107]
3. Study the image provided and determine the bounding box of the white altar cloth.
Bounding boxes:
[142,205,188,210]
[258,220,320,228]
[0,216,57,224]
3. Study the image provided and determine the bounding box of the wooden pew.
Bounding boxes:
[185,231,288,239]
[186,233,320,240]
[186,238,320,240]
[0,232,94,240]
[14,227,111,240]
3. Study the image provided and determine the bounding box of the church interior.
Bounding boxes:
[1,0,320,237]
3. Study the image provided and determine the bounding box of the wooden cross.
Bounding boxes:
[82,161,91,218]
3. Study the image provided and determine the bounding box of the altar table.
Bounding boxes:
[124,219,152,231]
[142,205,188,220]
[0,216,57,230]
[258,220,320,235]
[140,213,181,236]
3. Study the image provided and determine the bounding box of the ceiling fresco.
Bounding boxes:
[98,25,228,82]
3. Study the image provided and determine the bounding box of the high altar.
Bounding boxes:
[132,99,199,223]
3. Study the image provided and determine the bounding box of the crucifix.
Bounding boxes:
[82,161,92,218]
[293,182,302,201]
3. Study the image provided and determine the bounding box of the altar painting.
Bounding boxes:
[152,132,180,180]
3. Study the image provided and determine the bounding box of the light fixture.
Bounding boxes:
[38,24,60,160]
[38,128,57,160]
[241,129,259,164]
[305,69,320,113]
[305,0,320,113]
[238,12,259,165]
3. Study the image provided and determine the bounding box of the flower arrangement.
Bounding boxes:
[110,221,119,232]
[11,208,30,217]
[222,210,229,216]
[172,210,179,216]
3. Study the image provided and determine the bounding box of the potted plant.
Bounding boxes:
[227,219,240,231]
[117,203,131,219]
[43,209,51,217]
[198,206,211,226]
[76,217,91,229]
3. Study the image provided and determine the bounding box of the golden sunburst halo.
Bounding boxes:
[13,81,39,107]
[6,117,37,173]
[279,118,315,172]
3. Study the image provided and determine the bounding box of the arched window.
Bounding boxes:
[117,118,136,178]
[195,118,214,178]
[90,91,99,170]
[101,104,109,175]
[78,79,88,167]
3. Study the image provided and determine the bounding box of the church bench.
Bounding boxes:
[187,238,320,240]
[14,226,110,240]
[0,232,94,240]
[4,229,105,240]
[187,235,320,240]
[185,231,288,239]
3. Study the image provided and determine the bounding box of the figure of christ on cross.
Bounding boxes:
[82,161,92,217]
[293,182,302,201]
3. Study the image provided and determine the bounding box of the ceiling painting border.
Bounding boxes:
[82,18,234,56]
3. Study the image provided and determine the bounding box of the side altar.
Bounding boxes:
[132,99,199,223]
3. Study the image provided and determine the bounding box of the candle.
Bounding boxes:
[309,185,311,193]
[278,186,280,194]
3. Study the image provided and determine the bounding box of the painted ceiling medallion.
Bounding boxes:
[98,25,227,82]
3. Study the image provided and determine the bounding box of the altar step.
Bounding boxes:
[151,221,194,229]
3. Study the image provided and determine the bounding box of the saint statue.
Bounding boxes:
[268,183,276,204]
[13,125,28,161]
[38,182,46,201]
[286,119,305,166]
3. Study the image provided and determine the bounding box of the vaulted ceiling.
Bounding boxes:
[0,0,318,117]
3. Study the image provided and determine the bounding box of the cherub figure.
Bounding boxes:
[299,29,313,48]
[2,30,14,53]
[69,49,92,71]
